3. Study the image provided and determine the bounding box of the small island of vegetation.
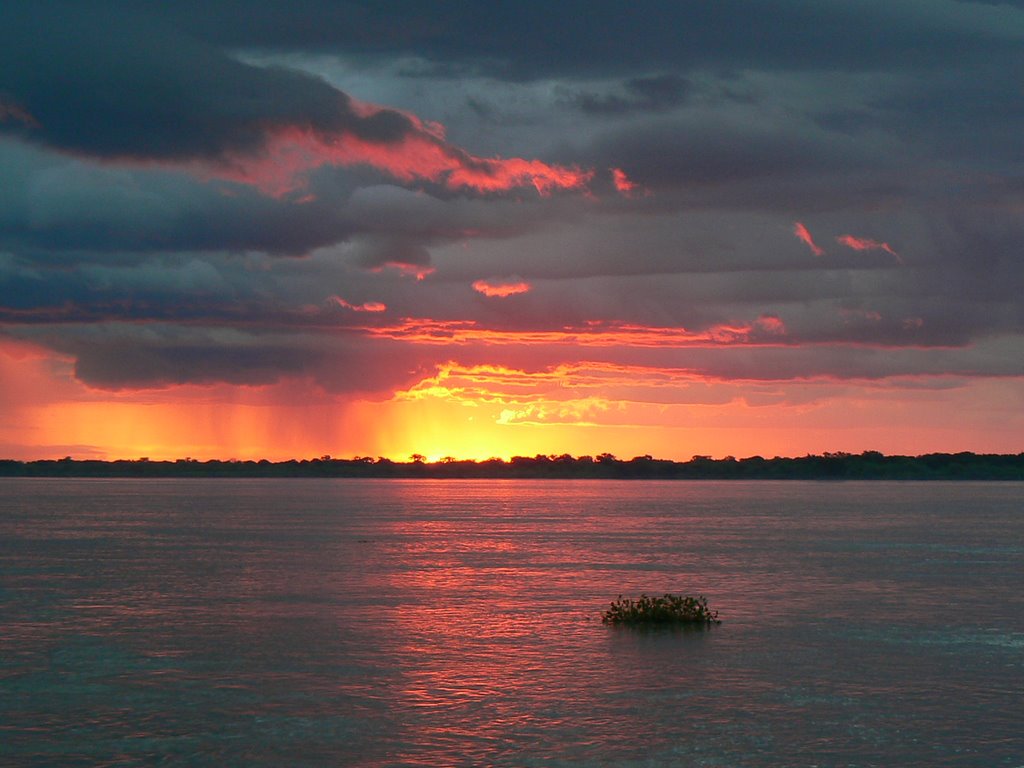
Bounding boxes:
[602,593,721,626]
[2,451,1023,480]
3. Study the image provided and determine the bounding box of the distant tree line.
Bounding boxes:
[2,451,1024,480]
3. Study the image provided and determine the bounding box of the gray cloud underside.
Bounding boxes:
[0,4,424,163]
[7,321,438,395]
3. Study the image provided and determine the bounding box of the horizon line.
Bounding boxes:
[6,449,1024,465]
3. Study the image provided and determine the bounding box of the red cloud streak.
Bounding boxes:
[793,222,825,256]
[212,97,597,198]
[837,234,902,263]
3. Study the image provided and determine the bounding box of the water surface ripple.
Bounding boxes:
[1,479,1021,766]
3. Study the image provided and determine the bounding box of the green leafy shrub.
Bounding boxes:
[601,593,720,625]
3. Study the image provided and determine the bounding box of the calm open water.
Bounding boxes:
[0,479,1021,767]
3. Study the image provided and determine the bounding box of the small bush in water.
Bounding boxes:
[601,593,720,625]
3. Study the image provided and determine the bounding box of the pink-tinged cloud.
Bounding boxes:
[793,222,825,256]
[447,157,593,196]
[330,296,387,313]
[610,167,650,198]
[472,278,532,298]
[836,234,902,263]
[212,97,594,199]
[612,168,635,194]
[755,315,786,335]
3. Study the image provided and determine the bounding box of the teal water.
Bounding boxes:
[1,479,1021,766]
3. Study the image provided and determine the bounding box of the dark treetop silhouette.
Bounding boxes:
[2,451,1023,480]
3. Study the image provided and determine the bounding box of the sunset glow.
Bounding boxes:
[2,3,1022,462]
[3,334,1022,463]
[472,279,532,298]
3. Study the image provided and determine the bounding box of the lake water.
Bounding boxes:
[0,479,1021,767]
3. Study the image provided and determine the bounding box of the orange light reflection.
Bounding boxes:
[364,318,772,347]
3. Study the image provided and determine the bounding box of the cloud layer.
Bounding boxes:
[2,1,1023,457]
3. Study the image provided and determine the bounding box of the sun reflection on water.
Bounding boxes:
[1,479,1021,765]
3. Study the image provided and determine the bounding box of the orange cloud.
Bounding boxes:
[363,318,769,348]
[472,278,532,298]
[793,221,825,256]
[397,361,714,408]
[836,234,902,263]
[330,296,387,313]
[495,397,615,427]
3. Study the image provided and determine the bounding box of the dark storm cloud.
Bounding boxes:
[2,0,1024,397]
[8,320,438,394]
[0,246,401,331]
[0,141,579,261]
[1,2,596,218]
[73,336,320,389]
[568,74,691,116]
[587,115,869,189]
[0,3,420,163]
[0,168,350,257]
[150,0,1024,78]
[350,237,433,275]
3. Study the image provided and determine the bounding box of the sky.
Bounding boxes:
[1,1,1023,462]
